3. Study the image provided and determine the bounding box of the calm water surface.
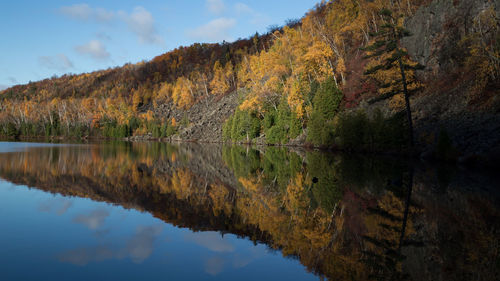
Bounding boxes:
[0,141,498,281]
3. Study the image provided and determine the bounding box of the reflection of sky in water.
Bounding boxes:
[0,179,318,281]
[0,142,74,153]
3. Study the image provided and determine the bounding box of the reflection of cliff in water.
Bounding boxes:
[0,142,498,281]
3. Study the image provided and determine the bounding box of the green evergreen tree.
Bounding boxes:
[312,77,342,119]
[306,77,342,146]
[363,8,424,148]
[166,123,177,137]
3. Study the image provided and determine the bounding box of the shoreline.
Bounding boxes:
[1,134,497,170]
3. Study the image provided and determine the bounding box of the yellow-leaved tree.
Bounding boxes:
[210,61,231,95]
[172,77,194,109]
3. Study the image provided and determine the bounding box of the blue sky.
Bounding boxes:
[0,0,319,90]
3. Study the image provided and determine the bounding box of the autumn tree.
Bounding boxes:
[132,89,143,112]
[172,77,194,109]
[210,61,231,95]
[462,6,500,96]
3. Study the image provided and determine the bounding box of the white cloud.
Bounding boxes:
[60,5,162,45]
[75,40,110,60]
[188,17,236,43]
[207,0,226,15]
[94,7,114,22]
[60,4,92,20]
[250,13,272,26]
[118,6,164,45]
[233,3,271,27]
[60,4,113,23]
[0,85,8,91]
[38,54,74,71]
[234,3,253,14]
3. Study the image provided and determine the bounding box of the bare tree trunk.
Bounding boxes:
[202,76,210,109]
[328,60,339,87]
[398,56,414,148]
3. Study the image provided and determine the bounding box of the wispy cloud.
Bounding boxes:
[94,7,114,22]
[0,84,8,91]
[118,7,164,45]
[38,54,74,71]
[59,4,113,23]
[234,3,253,14]
[75,40,110,60]
[207,0,226,15]
[96,32,112,41]
[188,17,236,43]
[60,4,163,46]
[233,3,271,27]
[7,77,18,85]
[60,4,92,20]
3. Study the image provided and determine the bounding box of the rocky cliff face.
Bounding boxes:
[404,0,499,75]
[402,0,500,162]
[152,90,240,143]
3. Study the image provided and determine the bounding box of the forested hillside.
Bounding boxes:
[1,0,499,161]
[0,33,272,138]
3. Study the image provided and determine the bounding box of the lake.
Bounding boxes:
[0,141,498,281]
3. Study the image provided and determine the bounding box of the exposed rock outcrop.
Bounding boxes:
[154,90,240,142]
[403,0,499,76]
[402,0,500,162]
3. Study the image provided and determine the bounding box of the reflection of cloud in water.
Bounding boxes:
[58,224,163,266]
[232,254,254,269]
[184,231,234,253]
[94,228,111,238]
[58,246,114,266]
[57,200,73,215]
[184,232,269,276]
[38,198,73,215]
[203,244,268,276]
[73,208,109,230]
[205,256,226,276]
[119,225,164,263]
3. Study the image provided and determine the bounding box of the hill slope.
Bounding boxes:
[1,0,499,162]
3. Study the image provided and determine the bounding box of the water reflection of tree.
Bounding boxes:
[0,143,498,281]
[360,166,417,281]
